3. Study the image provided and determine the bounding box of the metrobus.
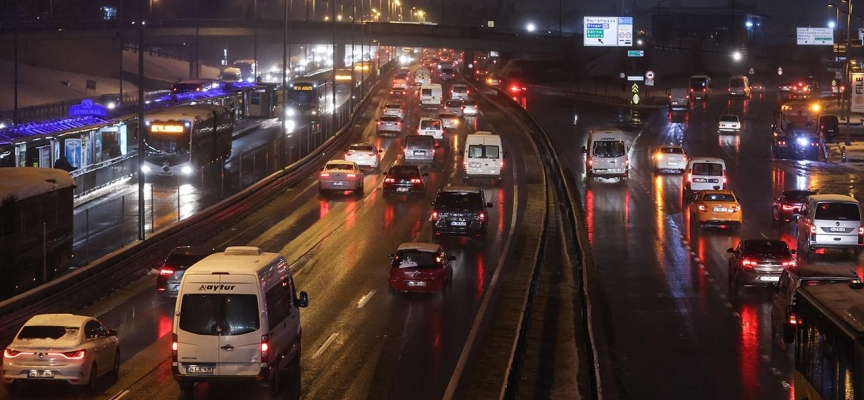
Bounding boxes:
[141,104,234,178]
[793,283,864,399]
[0,167,75,299]
[284,76,333,118]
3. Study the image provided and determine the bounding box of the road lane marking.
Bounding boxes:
[356,290,376,309]
[761,232,768,239]
[312,333,340,360]
[732,312,740,318]
[707,277,714,282]
[781,381,791,390]
[704,270,710,276]
[108,390,131,400]
[771,367,781,376]
[690,251,697,257]
[725,302,733,308]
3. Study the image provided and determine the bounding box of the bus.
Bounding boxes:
[0,167,75,299]
[141,104,234,178]
[284,75,333,119]
[792,283,864,400]
[689,74,711,101]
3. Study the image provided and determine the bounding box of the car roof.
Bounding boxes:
[781,189,816,196]
[396,242,441,253]
[169,246,217,256]
[789,264,860,279]
[808,194,858,202]
[700,189,736,196]
[420,117,442,121]
[689,156,725,163]
[438,186,483,194]
[438,112,458,117]
[25,313,91,327]
[657,144,683,149]
[384,103,402,107]
[326,160,357,166]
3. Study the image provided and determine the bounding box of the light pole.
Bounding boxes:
[843,0,855,144]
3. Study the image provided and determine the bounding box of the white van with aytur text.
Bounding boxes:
[464,131,504,181]
[420,83,443,108]
[171,246,309,393]
[582,129,629,179]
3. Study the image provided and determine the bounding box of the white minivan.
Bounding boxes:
[683,157,727,200]
[172,246,309,393]
[582,129,629,179]
[797,194,864,261]
[420,83,443,108]
[464,131,504,181]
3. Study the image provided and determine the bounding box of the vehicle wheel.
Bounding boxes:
[355,183,364,195]
[86,363,99,395]
[110,349,120,381]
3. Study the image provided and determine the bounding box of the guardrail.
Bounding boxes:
[0,61,395,345]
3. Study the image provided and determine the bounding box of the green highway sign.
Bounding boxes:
[627,50,644,57]
[587,29,605,39]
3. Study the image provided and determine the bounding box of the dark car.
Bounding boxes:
[772,189,816,224]
[819,115,840,142]
[431,186,493,240]
[156,246,216,298]
[383,165,428,196]
[388,242,455,294]
[727,239,796,293]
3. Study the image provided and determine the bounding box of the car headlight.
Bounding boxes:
[106,102,117,109]
[285,108,296,117]
[181,166,193,175]
[141,165,151,173]
[796,137,809,146]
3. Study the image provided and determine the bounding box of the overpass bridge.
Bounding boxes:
[1,19,577,55]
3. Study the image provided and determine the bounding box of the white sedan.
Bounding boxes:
[345,143,382,169]
[718,114,741,132]
[319,160,364,194]
[2,314,120,394]
[652,145,687,173]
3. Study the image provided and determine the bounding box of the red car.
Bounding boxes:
[388,243,455,294]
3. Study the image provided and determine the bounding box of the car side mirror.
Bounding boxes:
[298,291,309,308]
[503,152,509,158]
[108,329,119,337]
[486,202,493,208]
[726,248,735,253]
[581,146,587,153]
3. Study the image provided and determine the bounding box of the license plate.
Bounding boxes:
[451,221,467,226]
[413,151,426,156]
[186,365,215,374]
[332,181,344,186]
[407,281,427,287]
[760,276,780,282]
[713,207,728,212]
[667,162,678,166]
[830,227,846,232]
[27,370,54,378]
[426,131,438,135]
[396,187,410,192]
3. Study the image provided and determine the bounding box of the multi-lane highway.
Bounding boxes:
[0,73,543,399]
[527,89,864,398]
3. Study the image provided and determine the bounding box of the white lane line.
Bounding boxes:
[693,257,701,263]
[682,240,689,245]
[781,381,791,390]
[356,290,377,309]
[312,333,340,360]
[108,390,131,400]
[732,312,741,318]
[771,367,781,376]
[725,302,733,308]
[719,294,726,299]
[761,232,768,239]
[704,270,711,276]
[707,277,715,282]
[763,355,771,362]
[690,251,697,256]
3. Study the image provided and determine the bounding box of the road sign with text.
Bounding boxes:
[584,16,633,47]
[627,50,644,57]
[797,27,833,45]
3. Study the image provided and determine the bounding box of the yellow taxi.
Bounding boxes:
[689,189,743,230]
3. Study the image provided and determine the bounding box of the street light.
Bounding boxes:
[731,51,742,62]
[526,22,536,32]
[830,20,837,28]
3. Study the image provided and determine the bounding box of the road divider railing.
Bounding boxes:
[0,61,397,347]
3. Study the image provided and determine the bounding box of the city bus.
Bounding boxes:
[284,76,332,119]
[792,283,864,399]
[141,104,234,179]
[0,167,75,299]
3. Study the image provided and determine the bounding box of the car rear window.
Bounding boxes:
[453,86,468,93]
[720,115,739,122]
[692,163,723,176]
[388,166,420,177]
[439,114,457,120]
[385,104,401,109]
[463,100,477,106]
[659,147,684,154]
[435,193,481,211]
[394,251,438,269]
[703,193,736,202]
[17,326,80,341]
[350,145,375,152]
[468,145,500,159]
[420,119,442,129]
[820,116,839,126]
[325,163,355,170]
[380,116,400,122]
[441,68,454,74]
[406,136,433,147]
[179,294,260,336]
[446,101,461,107]
[814,202,861,220]
[784,192,814,202]
[592,141,625,157]
[743,240,789,255]
[165,253,209,269]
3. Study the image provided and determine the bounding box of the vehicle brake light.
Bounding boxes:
[587,158,593,167]
[732,205,741,212]
[410,178,421,183]
[385,177,395,183]
[787,312,799,325]
[810,225,817,234]
[741,258,757,267]
[347,173,357,178]
[782,205,795,210]
[261,335,269,364]
[345,152,353,156]
[687,173,692,182]
[320,173,330,177]
[479,212,486,221]
[171,333,179,361]
[432,211,439,221]
[48,350,86,360]
[3,349,34,358]
[159,268,175,276]
[697,205,706,211]
[377,121,381,125]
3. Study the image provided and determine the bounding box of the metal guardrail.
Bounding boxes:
[0,60,395,345]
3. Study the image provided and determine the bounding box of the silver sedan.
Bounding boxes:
[319,160,364,194]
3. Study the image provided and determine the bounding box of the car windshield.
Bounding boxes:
[703,193,736,202]
[692,163,723,176]
[380,116,399,122]
[814,202,861,220]
[453,86,468,93]
[420,120,442,129]
[394,251,439,269]
[326,163,355,170]
[179,294,260,336]
[784,191,814,202]
[165,253,209,269]
[388,166,420,177]
[720,115,739,123]
[441,68,454,74]
[350,145,375,152]
[17,326,80,341]
[468,144,500,159]
[592,141,625,158]
[659,147,684,154]
[435,193,481,211]
[742,240,789,256]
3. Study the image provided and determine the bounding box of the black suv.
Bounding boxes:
[156,246,216,298]
[431,186,493,240]
[819,115,840,142]
[383,165,428,196]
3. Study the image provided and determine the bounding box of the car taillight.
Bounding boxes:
[732,205,741,212]
[172,333,178,361]
[49,350,86,360]
[432,211,439,221]
[782,259,796,267]
[347,173,357,178]
[687,173,692,182]
[787,312,799,325]
[385,177,395,183]
[479,211,486,221]
[320,173,330,177]
[3,349,33,358]
[500,160,504,168]
[377,121,381,125]
[410,178,421,183]
[261,335,269,364]
[782,205,794,210]
[587,158,593,166]
[698,205,706,211]
[741,258,757,267]
[723,173,728,184]
[159,268,175,276]
[810,226,817,234]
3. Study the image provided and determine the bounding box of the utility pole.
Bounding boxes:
[137,0,146,240]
